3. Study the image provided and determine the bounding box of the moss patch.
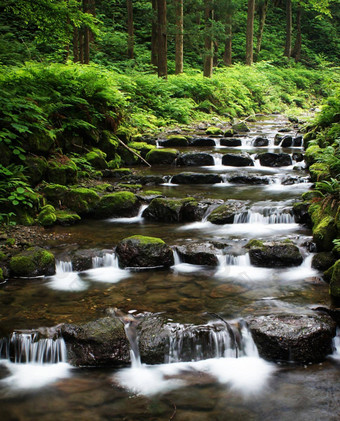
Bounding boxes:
[145,149,178,165]
[205,127,223,136]
[10,247,55,277]
[125,235,165,245]
[38,205,57,227]
[329,260,340,298]
[313,215,337,251]
[47,156,78,185]
[95,191,139,218]
[64,188,100,214]
[55,210,81,225]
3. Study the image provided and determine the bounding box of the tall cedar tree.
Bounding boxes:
[255,0,269,61]
[203,0,214,77]
[175,0,184,74]
[284,0,292,57]
[151,0,158,66]
[127,0,134,59]
[245,0,255,65]
[157,0,167,78]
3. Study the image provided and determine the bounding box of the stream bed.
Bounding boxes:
[0,115,339,420]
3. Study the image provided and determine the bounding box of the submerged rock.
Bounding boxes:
[258,152,292,167]
[171,172,222,184]
[10,246,55,277]
[175,243,219,266]
[253,137,269,147]
[247,241,303,267]
[222,153,254,167]
[116,235,174,269]
[189,137,216,147]
[247,313,336,363]
[142,197,204,222]
[207,200,247,224]
[176,152,214,167]
[280,135,293,147]
[228,175,270,185]
[220,138,242,147]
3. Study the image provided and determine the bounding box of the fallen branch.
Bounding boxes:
[169,400,177,420]
[117,139,151,167]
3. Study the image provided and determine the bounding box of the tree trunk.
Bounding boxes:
[255,0,268,61]
[79,30,84,64]
[292,6,302,62]
[83,0,90,64]
[245,0,255,66]
[151,0,158,67]
[175,0,183,74]
[127,0,134,59]
[73,26,79,62]
[284,0,292,58]
[223,13,232,66]
[203,1,213,78]
[157,0,167,79]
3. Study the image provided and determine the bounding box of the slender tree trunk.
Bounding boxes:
[79,30,84,63]
[157,0,167,79]
[292,6,302,62]
[73,26,79,62]
[127,0,134,59]
[151,0,158,67]
[203,1,213,78]
[284,0,292,58]
[245,0,255,65]
[223,13,232,66]
[83,0,90,64]
[255,0,268,61]
[175,0,183,74]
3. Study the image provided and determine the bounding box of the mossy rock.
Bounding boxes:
[232,122,250,133]
[0,268,3,282]
[245,239,264,249]
[224,129,234,137]
[313,215,337,251]
[205,127,223,136]
[42,184,68,205]
[64,188,100,215]
[111,168,132,179]
[116,126,134,143]
[92,183,112,192]
[10,246,55,277]
[24,156,48,186]
[303,130,317,148]
[26,131,55,154]
[301,190,323,201]
[95,191,139,218]
[116,235,174,268]
[127,142,155,158]
[118,145,139,166]
[47,157,78,185]
[329,260,340,298]
[145,149,178,165]
[249,242,303,268]
[142,197,200,222]
[38,205,57,227]
[304,145,322,167]
[107,154,122,169]
[15,211,35,226]
[117,183,142,192]
[98,132,119,160]
[309,163,330,182]
[86,148,108,170]
[312,252,337,271]
[55,210,81,226]
[0,143,12,166]
[207,201,247,224]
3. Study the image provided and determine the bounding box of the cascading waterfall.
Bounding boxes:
[213,154,222,166]
[331,327,340,360]
[234,209,295,224]
[48,260,87,292]
[0,332,67,364]
[92,252,119,269]
[108,204,148,223]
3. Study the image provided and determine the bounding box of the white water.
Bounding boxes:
[114,323,275,397]
[171,250,205,274]
[234,209,295,224]
[84,253,129,283]
[47,260,87,292]
[330,327,340,361]
[107,204,147,223]
[0,333,71,391]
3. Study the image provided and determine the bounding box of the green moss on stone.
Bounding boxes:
[224,129,234,137]
[165,135,189,146]
[85,148,108,170]
[10,247,55,277]
[117,184,142,191]
[304,144,321,166]
[301,190,323,201]
[145,149,178,165]
[0,268,3,282]
[232,122,250,133]
[5,238,15,246]
[107,154,122,169]
[125,235,165,245]
[329,260,340,298]
[42,184,68,204]
[64,188,100,214]
[245,239,264,249]
[10,255,35,276]
[38,205,57,226]
[127,142,155,157]
[205,127,223,136]
[55,210,81,225]
[309,163,329,182]
[47,157,78,185]
[313,215,337,251]
[24,156,48,186]
[95,191,139,218]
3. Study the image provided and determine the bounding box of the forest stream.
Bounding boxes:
[0,115,339,421]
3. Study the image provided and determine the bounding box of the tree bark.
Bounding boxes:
[284,0,292,58]
[151,0,158,67]
[223,13,232,66]
[157,0,167,79]
[73,26,79,62]
[245,0,255,65]
[83,0,90,64]
[175,0,183,74]
[255,0,268,61]
[79,30,84,64]
[127,0,134,59]
[203,1,213,78]
[292,6,302,62]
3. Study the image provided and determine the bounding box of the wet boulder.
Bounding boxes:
[293,135,303,147]
[253,137,269,147]
[228,175,270,185]
[94,191,140,218]
[176,153,214,167]
[64,188,100,215]
[175,243,219,266]
[142,197,204,222]
[293,202,312,226]
[292,152,304,162]
[258,152,292,167]
[10,246,55,277]
[220,138,242,147]
[61,316,130,366]
[171,172,222,184]
[145,148,178,165]
[311,252,337,272]
[280,135,293,148]
[207,200,247,225]
[46,156,78,185]
[329,260,340,298]
[206,126,223,136]
[189,137,216,147]
[116,235,174,269]
[247,313,336,363]
[247,241,303,268]
[222,153,254,167]
[232,122,250,133]
[160,135,189,147]
[274,134,283,145]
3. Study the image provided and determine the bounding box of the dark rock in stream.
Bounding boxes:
[189,137,216,147]
[293,202,312,226]
[176,153,214,167]
[175,243,219,266]
[312,252,337,272]
[293,135,303,147]
[247,313,336,363]
[207,200,248,224]
[142,197,206,222]
[248,241,303,267]
[281,135,293,147]
[116,235,174,269]
[171,172,222,184]
[9,246,55,277]
[253,137,269,147]
[228,174,270,185]
[258,152,292,167]
[220,138,242,147]
[222,153,254,167]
